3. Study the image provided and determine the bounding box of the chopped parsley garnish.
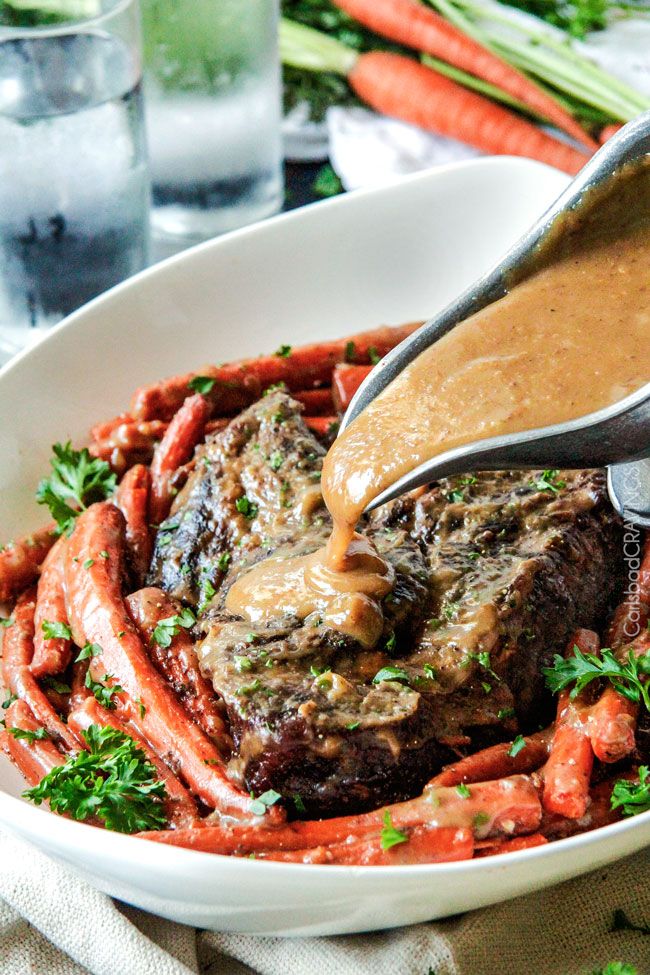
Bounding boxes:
[41,619,72,641]
[611,766,650,817]
[234,655,253,673]
[275,344,292,358]
[368,346,380,366]
[43,677,72,695]
[423,663,438,680]
[268,451,283,471]
[75,642,102,662]
[7,726,50,744]
[23,724,168,832]
[471,650,500,681]
[85,671,123,710]
[83,558,95,569]
[380,810,408,850]
[508,735,526,758]
[198,578,216,614]
[530,469,566,494]
[497,707,516,720]
[346,720,360,730]
[385,631,396,652]
[188,375,216,394]
[152,608,195,648]
[456,783,471,798]
[293,793,307,815]
[543,645,650,711]
[344,340,356,363]
[1,692,17,711]
[235,495,258,519]
[250,788,282,816]
[0,617,13,628]
[36,441,116,535]
[313,163,343,198]
[236,678,262,697]
[372,665,410,685]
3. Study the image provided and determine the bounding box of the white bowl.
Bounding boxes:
[3,156,647,937]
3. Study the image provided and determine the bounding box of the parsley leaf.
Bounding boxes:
[84,671,123,710]
[217,552,231,572]
[313,163,343,198]
[380,811,408,850]
[75,642,102,662]
[42,677,72,695]
[235,495,258,519]
[1,692,17,711]
[508,735,526,758]
[198,579,216,615]
[372,665,410,685]
[41,619,72,641]
[23,724,168,832]
[456,783,471,798]
[188,375,216,394]
[543,645,650,711]
[275,344,292,358]
[529,468,566,494]
[7,726,49,743]
[344,340,356,363]
[152,608,196,648]
[36,442,116,535]
[611,766,650,817]
[590,965,638,975]
[250,789,282,816]
[368,345,381,366]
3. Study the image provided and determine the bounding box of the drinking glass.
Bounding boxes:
[142,0,283,247]
[0,0,150,362]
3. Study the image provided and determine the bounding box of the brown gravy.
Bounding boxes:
[226,161,650,643]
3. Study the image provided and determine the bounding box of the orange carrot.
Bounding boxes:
[116,464,153,585]
[2,700,69,786]
[542,630,598,819]
[293,388,335,415]
[31,538,72,679]
[149,394,210,525]
[258,825,474,865]
[474,832,548,857]
[334,0,597,151]
[349,52,590,176]
[130,323,420,421]
[332,364,373,412]
[430,729,552,787]
[599,123,623,145]
[89,419,167,474]
[305,415,339,438]
[0,523,57,604]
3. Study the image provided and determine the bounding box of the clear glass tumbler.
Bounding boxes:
[0,0,150,362]
[142,0,283,246]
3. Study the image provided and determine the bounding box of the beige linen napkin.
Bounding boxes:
[2,828,650,975]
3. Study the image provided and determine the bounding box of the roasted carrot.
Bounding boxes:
[116,464,153,585]
[599,123,623,144]
[89,419,167,474]
[149,394,210,525]
[349,52,590,176]
[474,833,548,857]
[130,323,420,422]
[125,587,231,751]
[143,775,542,855]
[30,539,72,679]
[258,825,474,865]
[63,503,256,819]
[1,589,78,750]
[68,696,199,829]
[543,629,597,819]
[90,412,133,442]
[541,778,621,840]
[332,364,373,413]
[1,700,69,786]
[431,729,552,787]
[0,524,57,604]
[293,388,335,415]
[587,627,650,765]
[333,0,597,151]
[305,416,339,438]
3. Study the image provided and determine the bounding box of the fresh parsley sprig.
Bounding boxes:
[23,724,168,833]
[36,441,116,535]
[543,645,650,711]
[611,766,650,817]
[7,726,50,744]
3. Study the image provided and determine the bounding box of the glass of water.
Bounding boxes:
[0,0,150,362]
[142,0,283,248]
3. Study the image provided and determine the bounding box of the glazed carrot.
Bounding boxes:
[474,833,548,857]
[1,589,79,750]
[334,0,597,150]
[68,696,199,829]
[116,464,153,585]
[143,775,541,854]
[543,629,598,819]
[587,627,650,765]
[130,323,421,421]
[125,587,231,751]
[63,503,255,819]
[349,53,590,176]
[293,388,335,415]
[149,394,210,525]
[606,536,650,648]
[90,412,132,442]
[431,729,552,787]
[541,778,621,840]
[204,418,229,436]
[305,416,339,438]
[600,123,623,144]
[31,539,72,679]
[1,700,68,786]
[332,364,373,412]
[0,523,57,604]
[258,825,474,865]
